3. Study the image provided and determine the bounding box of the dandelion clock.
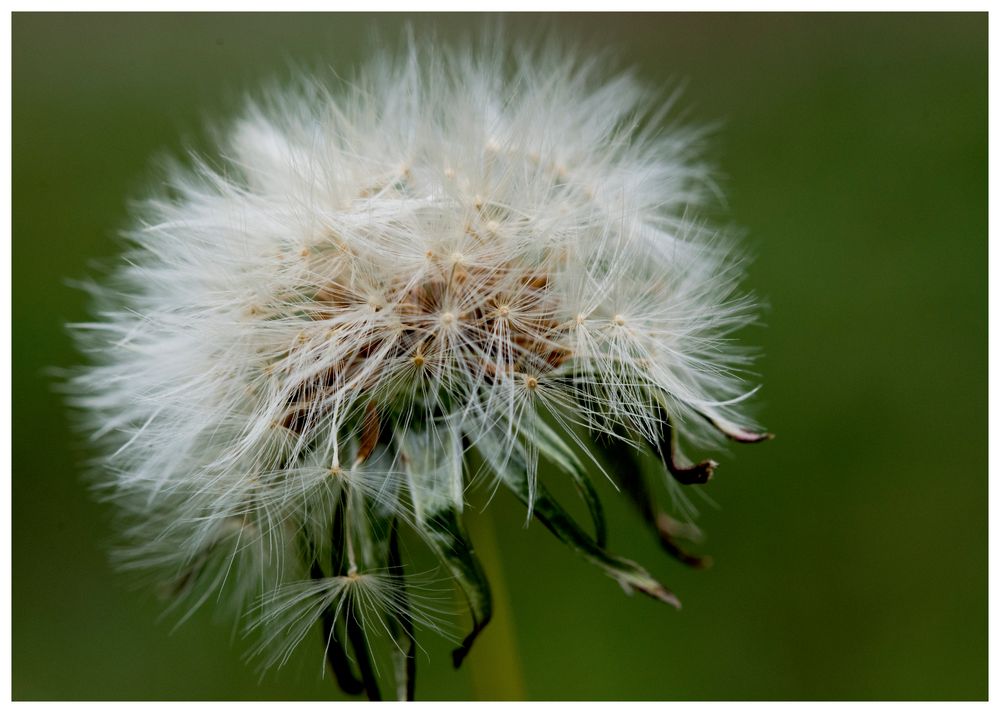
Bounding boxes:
[70,38,769,700]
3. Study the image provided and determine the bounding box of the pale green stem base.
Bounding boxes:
[464,504,527,700]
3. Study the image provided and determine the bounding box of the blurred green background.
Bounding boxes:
[12,12,986,701]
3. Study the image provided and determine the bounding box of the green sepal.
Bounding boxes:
[503,463,680,608]
[565,463,607,549]
[424,507,493,668]
[532,417,607,548]
[400,423,464,522]
[397,423,493,668]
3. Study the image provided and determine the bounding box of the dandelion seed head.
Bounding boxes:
[69,35,768,693]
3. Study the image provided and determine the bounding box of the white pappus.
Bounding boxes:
[70,36,769,700]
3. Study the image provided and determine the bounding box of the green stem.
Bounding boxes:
[463,504,527,701]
